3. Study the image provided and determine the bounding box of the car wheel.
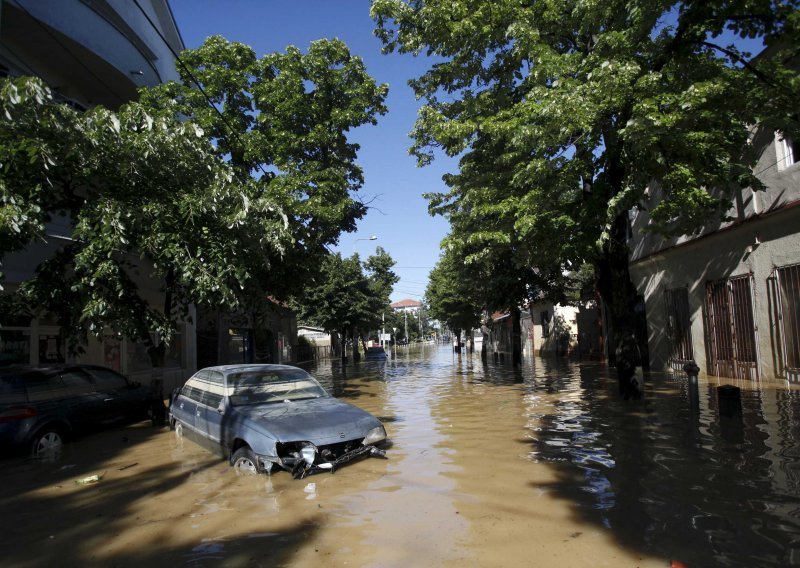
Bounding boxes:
[31,427,64,459]
[231,447,261,475]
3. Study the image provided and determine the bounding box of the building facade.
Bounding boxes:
[0,0,193,390]
[628,128,800,383]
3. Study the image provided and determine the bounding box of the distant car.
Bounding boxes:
[365,346,387,360]
[0,364,151,458]
[169,364,387,479]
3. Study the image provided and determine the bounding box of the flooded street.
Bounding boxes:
[2,345,800,567]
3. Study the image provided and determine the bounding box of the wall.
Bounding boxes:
[628,131,800,380]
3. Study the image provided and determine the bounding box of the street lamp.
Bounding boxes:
[353,235,378,252]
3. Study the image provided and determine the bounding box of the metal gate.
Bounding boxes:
[705,275,759,380]
[665,287,693,372]
[774,264,800,383]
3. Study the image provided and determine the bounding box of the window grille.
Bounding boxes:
[774,264,800,383]
[664,287,693,371]
[704,275,759,380]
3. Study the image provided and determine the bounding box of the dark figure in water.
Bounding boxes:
[615,334,643,400]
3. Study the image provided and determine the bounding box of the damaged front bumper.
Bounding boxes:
[258,441,387,479]
[291,444,387,479]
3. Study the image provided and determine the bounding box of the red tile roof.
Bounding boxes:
[390,298,422,309]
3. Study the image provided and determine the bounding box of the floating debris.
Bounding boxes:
[75,471,107,485]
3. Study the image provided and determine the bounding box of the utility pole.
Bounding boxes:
[381,312,385,350]
[404,310,408,344]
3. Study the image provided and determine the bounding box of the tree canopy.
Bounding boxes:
[0,76,288,357]
[293,246,399,352]
[141,36,389,301]
[372,0,800,389]
[425,246,482,336]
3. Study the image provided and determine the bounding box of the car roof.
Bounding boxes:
[198,364,308,374]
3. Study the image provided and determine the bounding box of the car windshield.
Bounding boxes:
[227,369,328,406]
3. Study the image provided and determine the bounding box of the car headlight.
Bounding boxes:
[363,425,386,446]
[300,444,317,465]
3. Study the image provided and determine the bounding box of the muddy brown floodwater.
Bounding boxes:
[2,345,800,567]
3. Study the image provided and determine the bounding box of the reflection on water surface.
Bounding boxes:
[307,345,800,567]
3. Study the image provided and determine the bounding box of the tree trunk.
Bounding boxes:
[595,119,643,399]
[453,327,462,353]
[147,266,175,368]
[351,326,361,362]
[340,328,348,362]
[596,212,643,399]
[511,305,522,366]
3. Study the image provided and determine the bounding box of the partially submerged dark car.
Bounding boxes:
[0,364,150,458]
[169,364,387,479]
[365,346,387,360]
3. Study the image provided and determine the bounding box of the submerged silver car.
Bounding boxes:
[169,364,387,478]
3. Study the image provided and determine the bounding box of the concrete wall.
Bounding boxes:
[628,131,800,381]
[0,0,182,108]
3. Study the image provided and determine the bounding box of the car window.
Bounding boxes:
[60,369,95,396]
[193,370,211,381]
[0,375,28,404]
[181,381,205,404]
[85,368,128,390]
[25,374,68,402]
[202,390,223,409]
[227,369,328,406]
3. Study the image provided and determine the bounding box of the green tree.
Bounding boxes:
[141,36,389,302]
[293,247,398,360]
[0,77,288,361]
[293,252,367,360]
[425,247,482,351]
[372,0,799,395]
[361,246,401,336]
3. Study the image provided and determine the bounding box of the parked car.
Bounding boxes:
[365,346,387,360]
[169,364,387,479]
[0,364,151,458]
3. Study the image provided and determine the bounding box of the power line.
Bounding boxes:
[131,0,275,183]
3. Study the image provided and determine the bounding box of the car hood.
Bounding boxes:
[234,397,380,446]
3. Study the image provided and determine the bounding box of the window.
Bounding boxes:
[182,383,205,403]
[0,330,30,366]
[773,263,800,382]
[85,368,128,390]
[202,389,223,409]
[664,287,693,369]
[26,374,68,402]
[39,334,65,364]
[704,275,758,380]
[60,370,95,396]
[776,132,799,170]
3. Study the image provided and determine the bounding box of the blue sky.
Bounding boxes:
[169,0,453,303]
